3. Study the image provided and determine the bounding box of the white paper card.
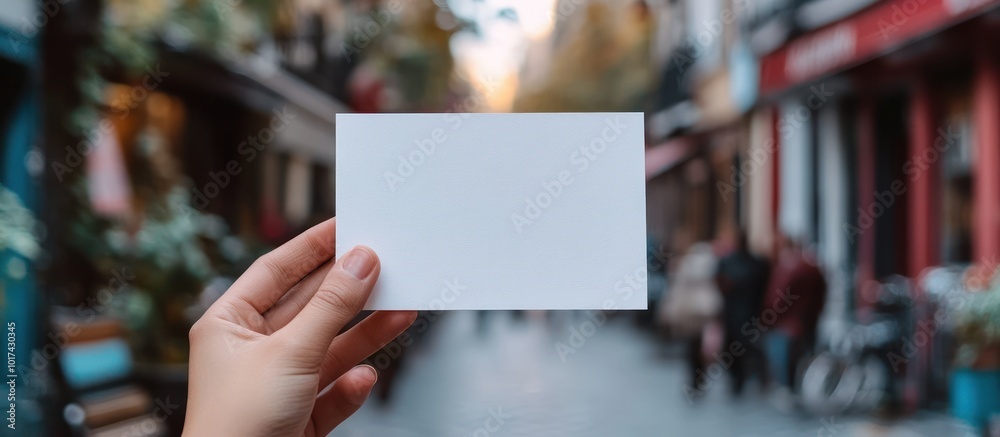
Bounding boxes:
[336,113,647,310]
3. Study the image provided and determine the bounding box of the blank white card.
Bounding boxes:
[336,113,647,310]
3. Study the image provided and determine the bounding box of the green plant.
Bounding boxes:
[61,0,281,363]
[68,182,262,362]
[0,185,42,287]
[0,185,42,262]
[953,279,1000,368]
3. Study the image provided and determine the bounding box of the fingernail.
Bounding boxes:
[342,247,376,279]
[349,365,378,405]
[360,364,378,384]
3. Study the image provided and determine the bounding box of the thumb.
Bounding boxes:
[276,246,380,364]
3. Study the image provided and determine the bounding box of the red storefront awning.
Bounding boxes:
[760,0,1000,96]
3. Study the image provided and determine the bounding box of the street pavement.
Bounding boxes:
[335,311,976,437]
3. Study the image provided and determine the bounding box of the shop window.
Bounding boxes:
[310,164,335,221]
[873,94,910,279]
[940,104,973,264]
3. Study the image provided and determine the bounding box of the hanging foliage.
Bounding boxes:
[61,0,282,362]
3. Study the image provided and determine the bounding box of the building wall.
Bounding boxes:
[816,98,853,327]
[745,106,775,257]
[777,97,815,244]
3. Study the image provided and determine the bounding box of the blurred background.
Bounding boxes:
[1,0,1000,436]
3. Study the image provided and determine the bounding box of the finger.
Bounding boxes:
[225,218,336,313]
[317,311,417,389]
[310,365,377,436]
[277,246,380,363]
[261,260,335,332]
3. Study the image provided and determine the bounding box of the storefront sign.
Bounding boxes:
[760,0,1000,95]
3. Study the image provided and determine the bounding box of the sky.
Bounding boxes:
[446,0,559,110]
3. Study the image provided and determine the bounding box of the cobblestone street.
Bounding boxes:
[335,312,975,437]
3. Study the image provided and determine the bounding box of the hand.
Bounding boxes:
[182,218,416,437]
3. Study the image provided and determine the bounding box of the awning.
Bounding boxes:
[759,0,1000,97]
[235,55,348,167]
[158,47,348,168]
[645,137,698,181]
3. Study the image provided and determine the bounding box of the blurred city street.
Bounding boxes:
[4,0,1000,435]
[338,312,974,437]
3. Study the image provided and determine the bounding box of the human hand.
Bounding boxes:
[182,218,416,437]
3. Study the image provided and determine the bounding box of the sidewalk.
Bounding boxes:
[335,312,976,437]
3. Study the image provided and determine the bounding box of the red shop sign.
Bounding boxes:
[760,0,1000,96]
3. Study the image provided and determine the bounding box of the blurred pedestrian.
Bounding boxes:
[639,235,670,327]
[762,236,827,400]
[715,231,770,396]
[659,242,723,395]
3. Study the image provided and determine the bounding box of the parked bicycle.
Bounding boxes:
[799,276,913,415]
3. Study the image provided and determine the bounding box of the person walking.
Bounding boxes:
[763,236,827,405]
[715,231,770,396]
[660,242,723,397]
